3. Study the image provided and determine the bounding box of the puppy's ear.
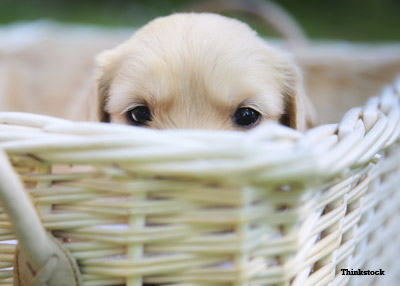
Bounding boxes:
[93,49,122,122]
[277,60,317,131]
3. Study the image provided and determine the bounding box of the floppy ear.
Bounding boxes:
[93,49,122,122]
[278,61,317,131]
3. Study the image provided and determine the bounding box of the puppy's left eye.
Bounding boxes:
[126,106,152,126]
[233,107,261,127]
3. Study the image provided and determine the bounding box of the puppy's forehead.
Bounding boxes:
[110,13,285,114]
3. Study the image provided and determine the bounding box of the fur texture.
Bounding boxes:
[95,13,315,131]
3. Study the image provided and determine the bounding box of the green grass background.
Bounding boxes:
[1,0,400,42]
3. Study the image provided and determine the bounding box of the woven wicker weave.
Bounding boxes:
[0,77,400,285]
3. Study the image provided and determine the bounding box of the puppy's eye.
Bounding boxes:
[126,106,152,126]
[233,107,261,127]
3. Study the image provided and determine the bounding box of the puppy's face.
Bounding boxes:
[95,13,314,131]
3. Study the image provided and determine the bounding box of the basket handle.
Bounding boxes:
[0,149,82,286]
[187,0,308,49]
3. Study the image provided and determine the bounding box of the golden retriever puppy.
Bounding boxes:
[94,13,315,131]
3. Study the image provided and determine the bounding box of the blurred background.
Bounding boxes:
[1,0,400,124]
[1,0,400,41]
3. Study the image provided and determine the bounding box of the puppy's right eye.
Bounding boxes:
[126,106,152,126]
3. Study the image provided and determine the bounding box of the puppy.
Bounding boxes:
[94,13,315,131]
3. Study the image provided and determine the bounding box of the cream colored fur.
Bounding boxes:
[96,13,315,131]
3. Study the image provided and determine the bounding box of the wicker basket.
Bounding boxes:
[1,1,400,285]
[1,77,400,285]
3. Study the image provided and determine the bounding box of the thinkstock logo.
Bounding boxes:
[341,269,385,276]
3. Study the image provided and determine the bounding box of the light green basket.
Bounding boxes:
[0,78,399,286]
